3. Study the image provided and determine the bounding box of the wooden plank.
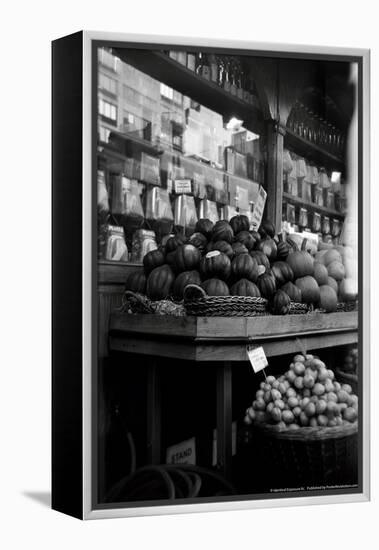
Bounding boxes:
[109,311,358,341]
[98,286,125,358]
[216,362,232,480]
[284,127,345,172]
[110,313,197,338]
[244,312,358,340]
[109,335,197,361]
[98,260,142,285]
[109,330,357,362]
[147,361,161,464]
[195,331,358,361]
[283,192,344,219]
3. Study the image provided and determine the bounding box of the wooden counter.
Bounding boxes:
[108,310,358,480]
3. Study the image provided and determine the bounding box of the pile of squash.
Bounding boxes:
[125,215,358,314]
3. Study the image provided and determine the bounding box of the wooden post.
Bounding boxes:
[266,120,285,234]
[216,362,232,480]
[147,361,161,464]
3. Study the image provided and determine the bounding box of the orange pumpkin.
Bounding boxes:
[327,260,345,281]
[295,276,320,304]
[286,239,314,278]
[322,249,343,266]
[313,262,329,286]
[327,276,339,294]
[318,285,338,312]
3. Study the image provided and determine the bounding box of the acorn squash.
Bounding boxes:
[211,220,234,243]
[271,261,294,286]
[250,250,270,271]
[258,219,276,239]
[143,249,166,275]
[200,250,231,281]
[281,281,302,302]
[188,232,208,251]
[165,234,186,254]
[257,272,277,298]
[172,270,202,300]
[231,253,259,282]
[256,237,277,261]
[201,278,229,296]
[230,279,261,297]
[125,270,147,294]
[234,230,256,251]
[269,289,291,315]
[229,214,250,234]
[146,265,175,301]
[173,244,201,273]
[276,233,292,261]
[232,242,249,256]
[195,218,214,239]
[207,240,234,259]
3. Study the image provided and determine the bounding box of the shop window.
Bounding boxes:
[99,125,111,143]
[160,83,182,106]
[160,83,174,101]
[99,48,119,72]
[99,73,118,95]
[99,98,117,123]
[123,111,152,141]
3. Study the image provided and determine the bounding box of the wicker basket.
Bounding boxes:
[288,302,310,315]
[120,291,186,316]
[183,284,268,317]
[244,421,358,490]
[336,301,358,313]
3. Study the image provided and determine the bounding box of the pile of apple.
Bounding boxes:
[244,353,358,431]
[342,347,358,374]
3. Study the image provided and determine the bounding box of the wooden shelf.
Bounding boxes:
[98,260,142,285]
[283,128,345,172]
[109,311,358,361]
[114,49,264,135]
[99,137,261,197]
[283,192,345,219]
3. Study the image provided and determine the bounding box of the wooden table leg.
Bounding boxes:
[216,361,232,480]
[147,360,161,464]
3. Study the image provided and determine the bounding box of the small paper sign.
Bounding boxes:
[247,345,268,373]
[251,186,267,231]
[174,179,192,194]
[236,185,249,211]
[166,437,196,465]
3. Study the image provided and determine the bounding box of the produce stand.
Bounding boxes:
[108,311,358,480]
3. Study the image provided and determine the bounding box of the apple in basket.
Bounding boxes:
[243,354,358,431]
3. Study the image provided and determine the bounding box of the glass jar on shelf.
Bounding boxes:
[222,57,231,92]
[208,54,218,83]
[186,52,196,71]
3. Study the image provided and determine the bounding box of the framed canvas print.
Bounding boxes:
[52,31,370,519]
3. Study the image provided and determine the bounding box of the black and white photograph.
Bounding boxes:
[51,31,369,520]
